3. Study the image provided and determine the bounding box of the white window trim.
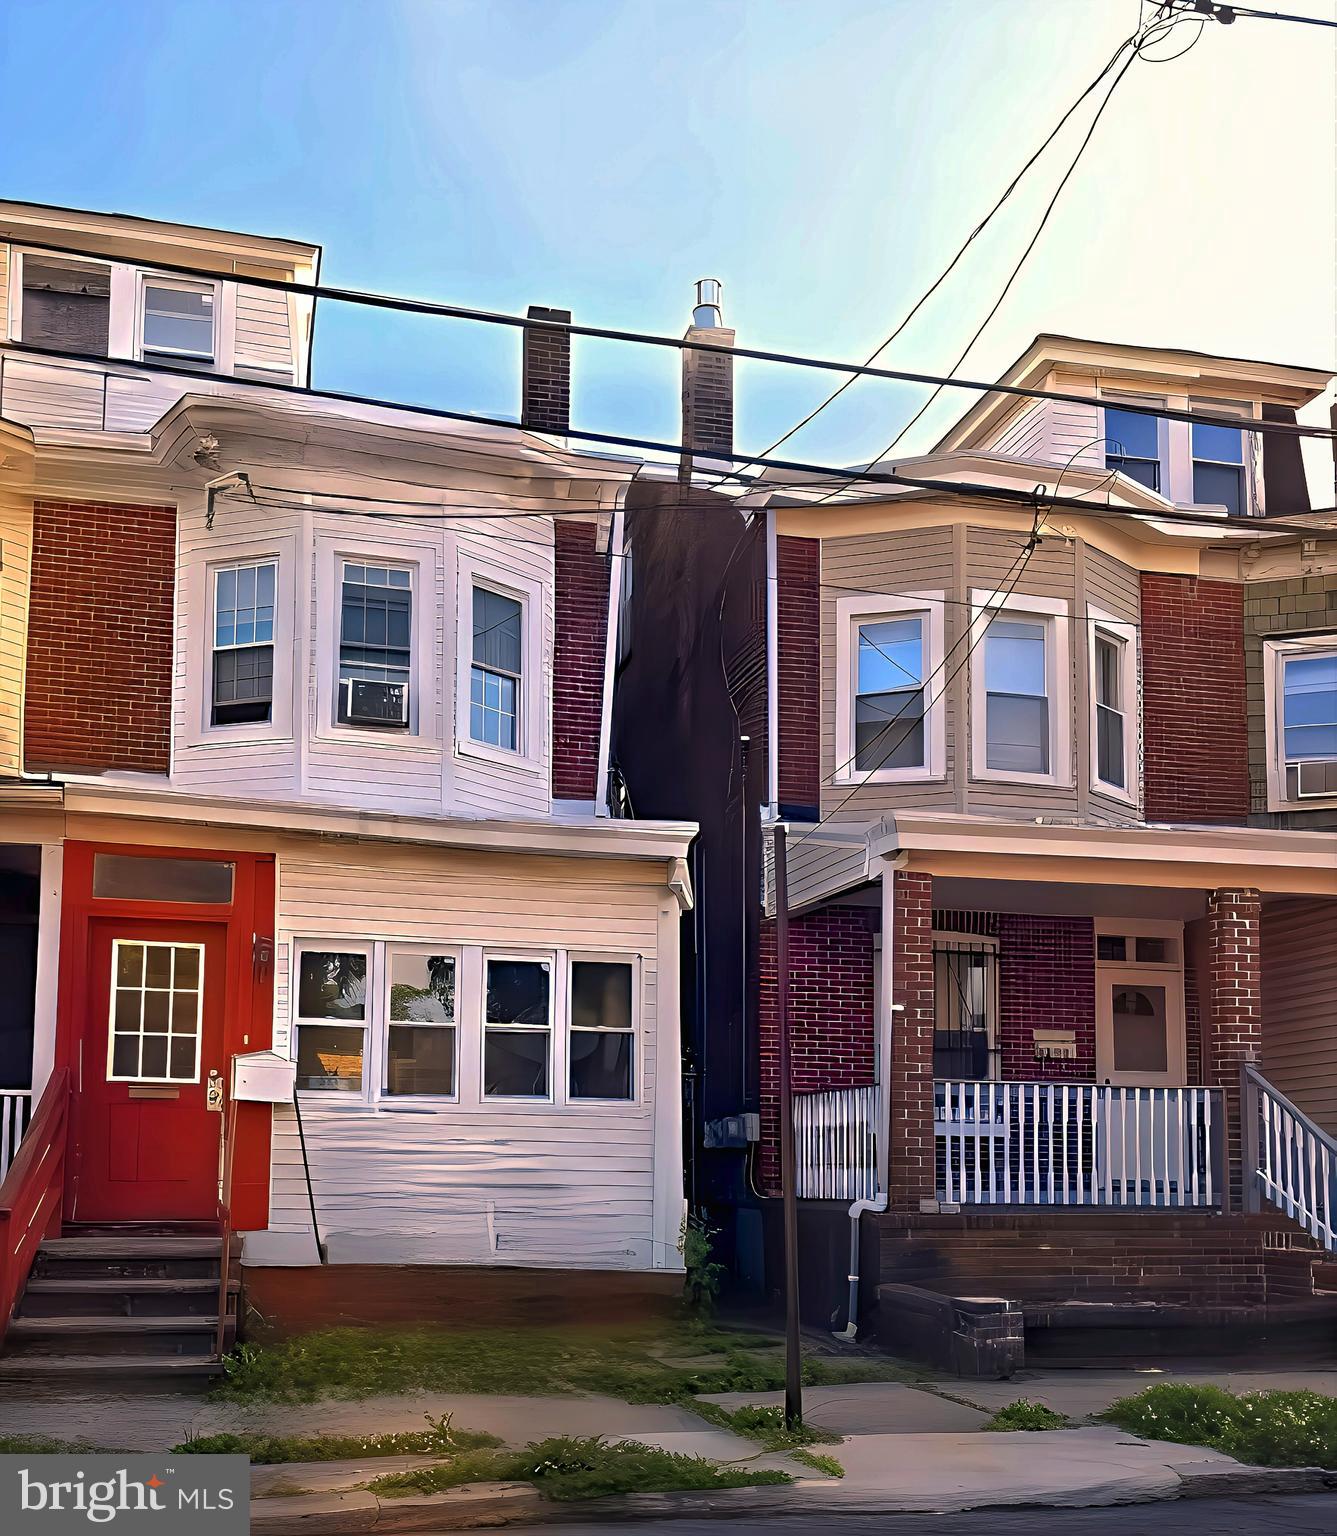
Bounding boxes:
[292,939,374,1100]
[1098,390,1259,514]
[181,529,296,749]
[1094,917,1184,971]
[567,951,641,1106]
[1087,604,1139,807]
[456,552,544,773]
[969,588,1072,788]
[314,534,439,747]
[135,270,222,367]
[1263,634,1337,812]
[833,591,947,785]
[383,942,462,1105]
[481,950,557,1104]
[106,939,205,1085]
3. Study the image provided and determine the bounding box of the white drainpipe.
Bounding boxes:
[834,852,905,1340]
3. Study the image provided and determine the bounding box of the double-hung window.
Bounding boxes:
[855,617,925,772]
[569,960,635,1101]
[387,949,457,1097]
[1089,612,1137,798]
[470,586,523,750]
[483,956,552,1098]
[294,948,368,1093]
[984,618,1050,775]
[1104,403,1163,493]
[141,279,215,364]
[338,561,412,728]
[1191,419,1246,516]
[211,561,276,727]
[1277,645,1337,801]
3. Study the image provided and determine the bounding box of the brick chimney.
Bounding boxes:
[521,305,571,434]
[680,279,734,481]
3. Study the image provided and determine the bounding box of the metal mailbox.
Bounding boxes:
[231,1049,296,1103]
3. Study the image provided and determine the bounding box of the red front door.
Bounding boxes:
[74,917,228,1222]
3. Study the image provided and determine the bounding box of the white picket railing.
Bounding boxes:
[1245,1065,1337,1251]
[0,1090,33,1185]
[934,1081,1223,1208]
[794,1085,878,1200]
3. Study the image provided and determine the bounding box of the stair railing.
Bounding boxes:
[214,1095,239,1360]
[0,1070,70,1347]
[1242,1062,1337,1251]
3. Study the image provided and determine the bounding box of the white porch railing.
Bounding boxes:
[1244,1064,1337,1251]
[794,1086,878,1200]
[935,1081,1223,1208]
[0,1091,33,1184]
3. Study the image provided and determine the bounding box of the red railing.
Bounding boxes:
[0,1070,70,1347]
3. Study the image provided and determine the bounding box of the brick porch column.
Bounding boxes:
[1205,887,1262,1211]
[887,869,935,1209]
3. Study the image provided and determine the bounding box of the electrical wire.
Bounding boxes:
[1167,0,1337,27]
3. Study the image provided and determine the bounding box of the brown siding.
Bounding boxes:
[24,498,175,774]
[551,520,609,801]
[776,534,819,809]
[1261,898,1337,1136]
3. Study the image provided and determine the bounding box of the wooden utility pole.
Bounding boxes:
[773,822,802,1429]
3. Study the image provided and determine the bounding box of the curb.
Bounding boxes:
[249,1463,1337,1531]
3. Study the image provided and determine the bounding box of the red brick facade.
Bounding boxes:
[997,914,1096,1082]
[889,870,935,1209]
[757,905,875,1190]
[775,535,819,809]
[1140,574,1249,825]
[24,498,175,774]
[1206,887,1262,1209]
[552,520,610,801]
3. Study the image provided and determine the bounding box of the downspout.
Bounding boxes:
[834,849,906,1340]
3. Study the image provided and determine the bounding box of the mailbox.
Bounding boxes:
[232,1050,297,1103]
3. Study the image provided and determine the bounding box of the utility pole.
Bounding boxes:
[773,822,802,1429]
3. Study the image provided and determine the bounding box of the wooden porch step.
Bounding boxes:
[23,1276,236,1295]
[9,1314,219,1336]
[0,1354,222,1388]
[39,1236,222,1259]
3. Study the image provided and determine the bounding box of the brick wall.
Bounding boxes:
[1243,572,1337,829]
[1140,574,1249,824]
[24,498,175,774]
[775,535,819,810]
[521,305,571,434]
[681,324,734,467]
[1206,887,1262,1209]
[997,914,1097,1082]
[757,905,875,1191]
[552,520,610,801]
[889,870,935,1208]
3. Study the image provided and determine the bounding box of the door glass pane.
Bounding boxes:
[93,854,234,904]
[108,940,203,1083]
[1112,984,1168,1074]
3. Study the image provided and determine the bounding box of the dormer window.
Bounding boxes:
[141,279,216,364]
[1191,420,1245,516]
[1101,393,1256,514]
[1104,403,1163,493]
[20,254,110,356]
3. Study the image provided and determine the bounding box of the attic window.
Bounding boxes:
[21,255,111,357]
[141,280,215,363]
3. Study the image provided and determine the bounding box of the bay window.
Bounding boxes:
[984,618,1049,774]
[835,592,945,781]
[338,561,412,728]
[211,560,276,726]
[470,585,523,750]
[1088,609,1138,800]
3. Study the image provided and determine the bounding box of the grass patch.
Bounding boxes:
[218,1321,912,1405]
[790,1448,845,1478]
[984,1399,1068,1432]
[0,1435,117,1454]
[369,1434,790,1502]
[1103,1383,1337,1469]
[173,1412,499,1463]
[693,1402,840,1452]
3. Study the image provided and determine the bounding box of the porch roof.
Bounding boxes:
[869,812,1337,898]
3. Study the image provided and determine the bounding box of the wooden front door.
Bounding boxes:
[1095,965,1187,1088]
[74,918,227,1222]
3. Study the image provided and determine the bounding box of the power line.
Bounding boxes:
[1169,0,1337,27]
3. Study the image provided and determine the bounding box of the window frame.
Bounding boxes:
[291,940,373,1099]
[135,271,221,366]
[11,248,114,356]
[209,557,278,730]
[1098,389,1259,514]
[336,556,415,732]
[1086,605,1139,805]
[1101,394,1169,495]
[969,588,1072,788]
[481,950,556,1103]
[455,553,544,772]
[833,591,947,785]
[567,952,640,1105]
[1263,635,1337,811]
[383,942,462,1104]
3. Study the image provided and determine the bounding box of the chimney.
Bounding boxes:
[522,305,571,435]
[681,278,734,481]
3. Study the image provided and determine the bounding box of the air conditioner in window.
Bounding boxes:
[342,678,409,727]
[1289,759,1337,799]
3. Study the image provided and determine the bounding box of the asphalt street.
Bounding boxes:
[505,1492,1337,1535]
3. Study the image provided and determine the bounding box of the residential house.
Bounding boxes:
[0,201,696,1371]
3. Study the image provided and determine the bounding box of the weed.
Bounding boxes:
[790,1449,845,1478]
[682,1215,726,1313]
[173,1412,500,1463]
[1103,1383,1337,1469]
[693,1402,840,1451]
[0,1435,115,1454]
[983,1399,1068,1432]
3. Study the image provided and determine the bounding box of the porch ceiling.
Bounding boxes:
[930,877,1206,921]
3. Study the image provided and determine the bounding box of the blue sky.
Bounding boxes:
[0,0,1332,477]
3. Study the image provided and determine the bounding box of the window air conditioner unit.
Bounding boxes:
[1290,759,1337,799]
[342,678,409,727]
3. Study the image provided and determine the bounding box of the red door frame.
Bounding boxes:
[58,841,275,1230]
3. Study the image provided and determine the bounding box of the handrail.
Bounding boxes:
[1244,1062,1337,1162]
[0,1069,70,1347]
[1242,1062,1337,1251]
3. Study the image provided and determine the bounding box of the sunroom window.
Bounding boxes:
[569,960,634,1101]
[294,950,367,1093]
[386,950,456,1097]
[483,957,551,1098]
